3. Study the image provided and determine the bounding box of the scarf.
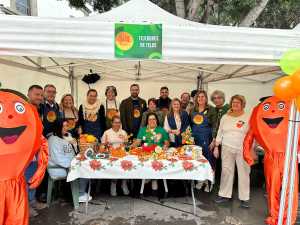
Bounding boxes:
[83,99,101,120]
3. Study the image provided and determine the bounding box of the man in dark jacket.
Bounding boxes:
[40,84,61,138]
[156,86,171,115]
[120,84,147,138]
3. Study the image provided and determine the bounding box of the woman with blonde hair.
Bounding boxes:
[214,95,251,208]
[60,94,79,138]
[164,98,190,147]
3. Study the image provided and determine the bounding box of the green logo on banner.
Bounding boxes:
[115,23,162,59]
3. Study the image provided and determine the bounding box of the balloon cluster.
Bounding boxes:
[273,49,300,110]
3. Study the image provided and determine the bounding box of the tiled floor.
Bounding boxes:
[31,186,271,225]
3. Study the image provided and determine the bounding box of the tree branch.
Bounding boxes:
[200,0,214,23]
[187,0,204,21]
[174,0,186,18]
[240,0,270,27]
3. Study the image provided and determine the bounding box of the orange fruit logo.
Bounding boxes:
[236,120,245,128]
[193,114,203,125]
[115,32,134,51]
[133,109,141,118]
[86,113,98,122]
[47,111,57,122]
[107,109,118,120]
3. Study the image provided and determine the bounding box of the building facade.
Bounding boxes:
[0,0,90,17]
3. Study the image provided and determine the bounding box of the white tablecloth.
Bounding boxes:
[67,155,214,182]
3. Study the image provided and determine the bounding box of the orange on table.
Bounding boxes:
[79,134,97,143]
[129,147,141,156]
[111,147,127,158]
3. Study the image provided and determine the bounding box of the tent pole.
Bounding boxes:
[277,101,297,225]
[0,58,67,79]
[69,66,75,97]
[197,72,204,90]
[286,109,300,225]
[76,78,79,107]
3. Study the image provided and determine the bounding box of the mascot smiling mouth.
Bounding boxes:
[263,117,284,129]
[0,126,27,144]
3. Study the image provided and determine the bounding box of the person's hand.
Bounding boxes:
[169,130,176,135]
[163,145,168,151]
[213,147,219,158]
[174,130,180,135]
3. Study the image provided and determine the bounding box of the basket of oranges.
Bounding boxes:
[79,134,98,153]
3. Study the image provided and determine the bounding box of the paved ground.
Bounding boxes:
[31,186,271,225]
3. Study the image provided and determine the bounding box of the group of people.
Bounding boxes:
[25,83,256,217]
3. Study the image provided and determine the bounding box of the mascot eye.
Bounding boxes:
[15,102,25,114]
[278,102,285,110]
[0,103,3,113]
[263,103,270,111]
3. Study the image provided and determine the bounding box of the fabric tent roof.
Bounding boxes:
[0,0,299,84]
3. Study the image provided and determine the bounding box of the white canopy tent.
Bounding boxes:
[0,0,299,109]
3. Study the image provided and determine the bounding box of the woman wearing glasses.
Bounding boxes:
[101,116,130,196]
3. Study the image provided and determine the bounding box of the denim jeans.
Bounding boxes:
[79,178,89,196]
[24,161,37,203]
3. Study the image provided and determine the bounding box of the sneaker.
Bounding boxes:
[151,180,158,191]
[110,182,117,197]
[29,206,39,217]
[31,201,47,210]
[121,181,130,195]
[78,193,92,203]
[196,181,204,190]
[240,200,250,208]
[214,196,230,203]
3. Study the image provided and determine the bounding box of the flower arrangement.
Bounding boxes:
[181,128,195,145]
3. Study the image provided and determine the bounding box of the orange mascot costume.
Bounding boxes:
[243,96,298,225]
[0,89,48,225]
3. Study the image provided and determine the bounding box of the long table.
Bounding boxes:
[67,154,214,214]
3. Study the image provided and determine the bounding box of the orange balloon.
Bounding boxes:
[273,76,297,100]
[291,70,300,95]
[296,96,300,112]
